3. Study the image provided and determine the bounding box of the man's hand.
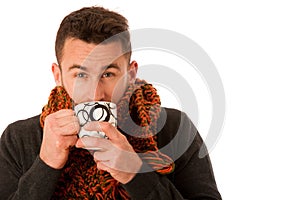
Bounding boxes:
[40,109,80,169]
[75,122,142,184]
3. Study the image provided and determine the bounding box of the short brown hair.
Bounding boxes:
[55,6,131,65]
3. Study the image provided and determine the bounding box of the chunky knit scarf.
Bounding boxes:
[40,79,174,199]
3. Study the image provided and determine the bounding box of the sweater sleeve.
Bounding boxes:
[122,109,222,200]
[0,118,62,200]
[122,171,184,199]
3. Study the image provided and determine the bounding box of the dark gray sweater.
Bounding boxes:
[0,108,221,200]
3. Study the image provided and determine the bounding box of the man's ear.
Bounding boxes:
[128,60,138,83]
[52,63,62,86]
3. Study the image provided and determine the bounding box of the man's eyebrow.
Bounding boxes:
[68,65,88,71]
[103,63,121,71]
[68,63,122,72]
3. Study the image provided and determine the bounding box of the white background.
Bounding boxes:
[1,0,300,199]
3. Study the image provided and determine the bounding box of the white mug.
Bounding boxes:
[74,101,117,139]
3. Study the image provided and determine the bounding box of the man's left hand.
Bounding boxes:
[75,121,142,184]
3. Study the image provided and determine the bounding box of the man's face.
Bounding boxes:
[52,38,137,104]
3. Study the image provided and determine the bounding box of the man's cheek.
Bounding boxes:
[111,75,130,103]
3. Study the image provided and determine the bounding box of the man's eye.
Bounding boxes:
[76,73,87,78]
[102,72,114,78]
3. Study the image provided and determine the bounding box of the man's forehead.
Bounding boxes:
[81,53,126,71]
[83,43,127,69]
[62,38,126,68]
[83,52,121,64]
[92,41,123,55]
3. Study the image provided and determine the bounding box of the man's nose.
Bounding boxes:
[88,80,105,101]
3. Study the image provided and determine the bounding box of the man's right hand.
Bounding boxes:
[40,109,80,169]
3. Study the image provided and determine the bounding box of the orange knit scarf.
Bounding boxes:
[40,79,174,199]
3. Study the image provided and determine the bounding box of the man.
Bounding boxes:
[0,6,222,199]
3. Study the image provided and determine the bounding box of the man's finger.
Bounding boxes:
[93,150,112,162]
[75,136,111,150]
[90,122,124,142]
[83,121,123,141]
[96,160,110,172]
[57,116,79,127]
[54,109,75,118]
[83,121,102,132]
[60,121,80,135]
